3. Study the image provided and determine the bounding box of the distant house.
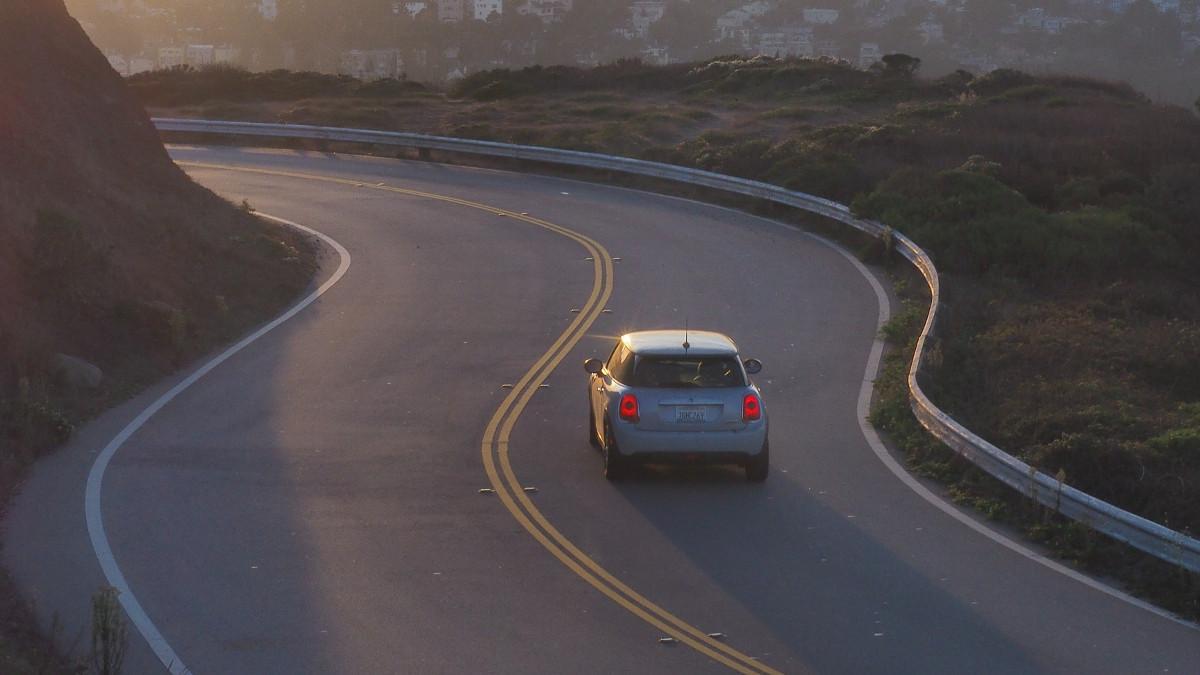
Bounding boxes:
[1183,31,1200,53]
[1016,8,1083,35]
[814,39,840,58]
[917,18,944,44]
[438,0,465,22]
[395,1,428,17]
[185,44,215,67]
[717,9,756,45]
[958,52,998,73]
[1041,16,1085,35]
[128,56,155,75]
[642,45,670,65]
[715,1,774,44]
[340,50,368,78]
[858,42,882,69]
[258,0,278,21]
[630,0,667,38]
[474,0,502,21]
[742,0,773,17]
[214,46,240,65]
[105,53,128,76]
[517,0,572,23]
[803,8,840,25]
[158,46,184,69]
[1016,8,1046,30]
[339,49,404,79]
[758,26,814,58]
[370,49,404,78]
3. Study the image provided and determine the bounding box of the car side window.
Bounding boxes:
[606,343,636,383]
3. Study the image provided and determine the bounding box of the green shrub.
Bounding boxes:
[968,69,1037,97]
[1149,427,1200,457]
[995,84,1055,102]
[465,78,534,101]
[853,168,1183,280]
[0,378,74,458]
[1148,164,1200,225]
[1054,177,1102,210]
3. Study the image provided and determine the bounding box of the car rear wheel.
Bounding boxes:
[602,420,627,481]
[746,438,769,483]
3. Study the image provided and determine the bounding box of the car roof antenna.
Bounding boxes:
[683,319,690,351]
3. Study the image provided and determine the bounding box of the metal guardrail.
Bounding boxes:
[153,117,1200,573]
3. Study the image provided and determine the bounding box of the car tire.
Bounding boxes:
[602,420,627,481]
[746,438,769,483]
[588,409,601,449]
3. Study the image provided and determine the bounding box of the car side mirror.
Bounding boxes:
[743,358,763,375]
[584,358,604,374]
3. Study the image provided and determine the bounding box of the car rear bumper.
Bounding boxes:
[611,422,767,461]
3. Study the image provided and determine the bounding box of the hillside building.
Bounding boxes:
[258,0,278,21]
[438,0,465,21]
[474,0,502,20]
[157,46,184,68]
[185,44,215,67]
[630,1,667,38]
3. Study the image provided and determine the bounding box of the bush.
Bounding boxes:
[0,377,74,458]
[967,68,1037,97]
[880,54,921,78]
[853,168,1187,281]
[1148,164,1200,226]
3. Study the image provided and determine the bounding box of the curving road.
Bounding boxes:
[6,146,1197,674]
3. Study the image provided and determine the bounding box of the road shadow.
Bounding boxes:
[600,456,1043,674]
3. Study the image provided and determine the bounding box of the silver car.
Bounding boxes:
[584,330,768,482]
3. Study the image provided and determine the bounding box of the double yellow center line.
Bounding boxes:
[181,160,780,674]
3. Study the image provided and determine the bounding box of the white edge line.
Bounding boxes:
[84,212,353,674]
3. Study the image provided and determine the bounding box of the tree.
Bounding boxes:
[881,53,921,77]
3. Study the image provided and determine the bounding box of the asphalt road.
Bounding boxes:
[6,146,1197,674]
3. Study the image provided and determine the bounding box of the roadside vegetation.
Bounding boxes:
[137,57,1200,615]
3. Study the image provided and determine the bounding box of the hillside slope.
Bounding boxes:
[0,2,316,667]
[1,0,314,452]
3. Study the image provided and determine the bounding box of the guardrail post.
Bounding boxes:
[418,147,432,161]
[1055,468,1066,515]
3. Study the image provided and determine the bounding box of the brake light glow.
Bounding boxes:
[743,394,762,422]
[619,393,639,422]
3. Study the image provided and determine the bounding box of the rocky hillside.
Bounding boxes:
[1,0,318,667]
[1,0,315,459]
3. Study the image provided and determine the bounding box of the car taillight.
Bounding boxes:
[743,394,762,422]
[619,393,639,422]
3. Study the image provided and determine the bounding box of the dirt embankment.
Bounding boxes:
[0,1,317,668]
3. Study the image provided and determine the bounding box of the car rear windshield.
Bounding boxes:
[630,356,745,388]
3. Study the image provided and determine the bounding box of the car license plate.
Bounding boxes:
[675,407,706,423]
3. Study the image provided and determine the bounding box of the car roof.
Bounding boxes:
[621,330,739,356]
